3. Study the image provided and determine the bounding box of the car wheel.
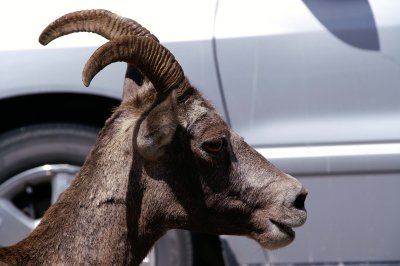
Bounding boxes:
[0,123,193,265]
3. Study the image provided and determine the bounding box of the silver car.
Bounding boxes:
[0,1,399,265]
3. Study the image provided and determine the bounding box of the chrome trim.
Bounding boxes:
[257,143,400,159]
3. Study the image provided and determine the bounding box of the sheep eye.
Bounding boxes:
[202,139,224,154]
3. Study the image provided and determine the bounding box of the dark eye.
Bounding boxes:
[202,139,224,154]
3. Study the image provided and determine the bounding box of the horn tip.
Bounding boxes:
[83,81,91,87]
[38,29,53,46]
[82,77,91,87]
[38,35,49,46]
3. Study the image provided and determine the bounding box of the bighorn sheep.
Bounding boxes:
[0,10,307,265]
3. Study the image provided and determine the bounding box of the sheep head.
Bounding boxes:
[40,9,307,250]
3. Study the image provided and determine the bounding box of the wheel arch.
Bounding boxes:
[0,93,120,135]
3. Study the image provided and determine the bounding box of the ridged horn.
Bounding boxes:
[39,9,158,45]
[83,36,191,98]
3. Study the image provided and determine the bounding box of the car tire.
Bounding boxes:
[0,123,194,265]
[0,123,98,182]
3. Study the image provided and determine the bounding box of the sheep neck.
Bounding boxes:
[2,113,160,265]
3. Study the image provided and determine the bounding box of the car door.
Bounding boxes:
[215,0,400,264]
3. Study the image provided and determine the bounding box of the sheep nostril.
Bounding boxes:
[293,190,307,211]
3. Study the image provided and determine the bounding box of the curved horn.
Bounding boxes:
[39,9,158,45]
[83,36,191,99]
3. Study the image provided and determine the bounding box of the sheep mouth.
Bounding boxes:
[251,219,296,250]
[270,219,295,237]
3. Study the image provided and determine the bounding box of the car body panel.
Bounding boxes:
[215,0,400,147]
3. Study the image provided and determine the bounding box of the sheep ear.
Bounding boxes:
[136,91,178,160]
[122,65,144,102]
